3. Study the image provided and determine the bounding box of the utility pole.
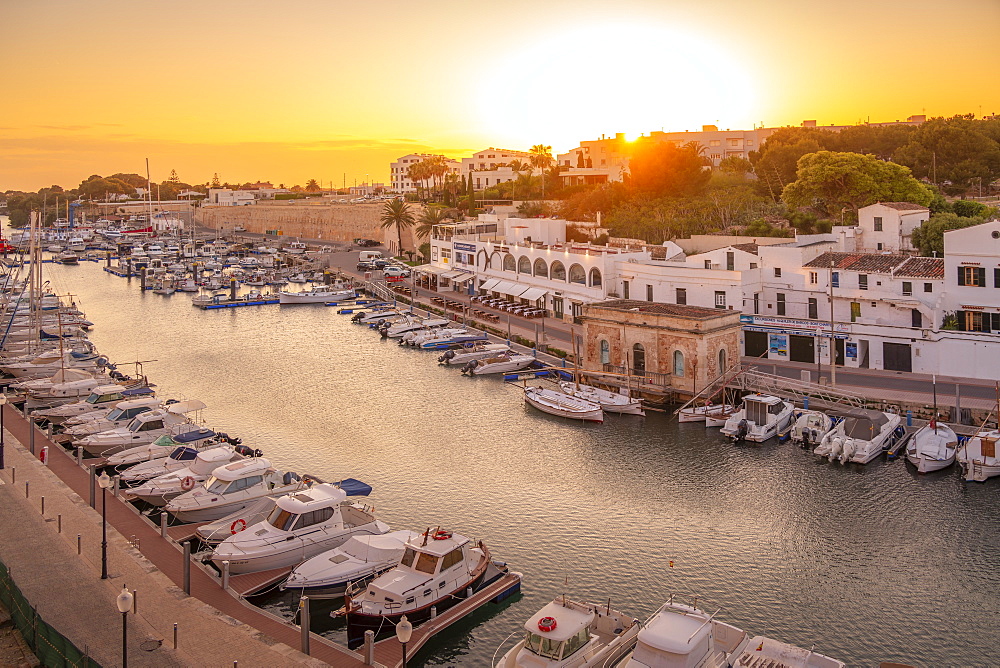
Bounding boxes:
[829,259,836,386]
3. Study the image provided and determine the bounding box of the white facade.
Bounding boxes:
[856,202,930,253]
[389,154,460,193]
[206,189,255,206]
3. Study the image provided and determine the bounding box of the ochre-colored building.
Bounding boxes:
[579,300,742,398]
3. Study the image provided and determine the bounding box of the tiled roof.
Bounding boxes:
[589,300,730,319]
[878,201,929,211]
[895,256,944,278]
[803,252,909,273]
[730,243,759,253]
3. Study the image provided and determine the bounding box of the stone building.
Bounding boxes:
[579,300,742,399]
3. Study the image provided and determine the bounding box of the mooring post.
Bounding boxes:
[140,268,147,291]
[300,596,310,655]
[77,534,81,555]
[160,512,168,539]
[58,514,61,533]
[221,561,230,591]
[113,474,120,498]
[89,464,96,508]
[173,623,178,650]
[363,630,375,665]
[76,446,83,466]
[182,542,191,595]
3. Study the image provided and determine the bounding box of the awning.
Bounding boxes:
[520,287,547,301]
[413,264,449,276]
[479,278,500,291]
[505,284,532,297]
[492,281,519,295]
[441,269,469,280]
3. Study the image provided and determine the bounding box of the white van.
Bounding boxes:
[359,250,383,262]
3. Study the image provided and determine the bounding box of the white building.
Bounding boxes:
[389,154,461,193]
[206,189,255,206]
[461,148,537,191]
[855,202,930,253]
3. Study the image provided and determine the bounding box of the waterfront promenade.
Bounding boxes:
[0,404,371,668]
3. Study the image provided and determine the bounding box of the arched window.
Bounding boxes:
[718,348,727,373]
[502,254,516,272]
[589,268,602,287]
[632,343,645,375]
[551,261,566,281]
[673,350,685,377]
[518,256,531,274]
[568,263,586,285]
[476,249,489,268]
[600,339,610,365]
[533,258,548,278]
[488,251,501,268]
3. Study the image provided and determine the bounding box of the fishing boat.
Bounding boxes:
[278,285,355,304]
[958,430,1000,482]
[164,457,313,523]
[813,408,903,464]
[906,422,958,473]
[438,343,511,366]
[210,482,384,574]
[524,385,604,422]
[461,352,535,375]
[678,402,736,423]
[558,381,644,416]
[352,308,405,325]
[343,528,492,648]
[282,530,420,598]
[790,409,835,448]
[285,241,308,255]
[720,394,794,442]
[125,446,250,506]
[494,596,640,667]
[704,405,738,428]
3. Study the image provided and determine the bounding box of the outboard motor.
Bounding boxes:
[733,419,749,442]
[801,427,811,448]
[282,471,301,485]
[439,350,455,364]
[461,360,478,375]
[234,444,254,457]
[351,312,364,323]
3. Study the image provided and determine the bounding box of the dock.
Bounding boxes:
[199,298,280,309]
[229,566,295,597]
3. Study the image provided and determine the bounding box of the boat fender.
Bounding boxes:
[230,518,247,534]
[432,529,452,540]
[537,617,557,633]
[180,476,196,492]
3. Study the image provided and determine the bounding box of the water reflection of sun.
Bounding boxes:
[477,22,757,151]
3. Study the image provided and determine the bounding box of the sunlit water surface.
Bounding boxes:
[33,258,1000,666]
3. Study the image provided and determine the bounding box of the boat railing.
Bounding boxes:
[491,631,521,667]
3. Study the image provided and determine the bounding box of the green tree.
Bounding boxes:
[892,115,1000,195]
[414,205,450,238]
[379,198,416,256]
[305,179,321,192]
[211,173,221,187]
[911,212,987,256]
[718,156,753,175]
[952,199,994,219]
[781,151,933,219]
[168,169,180,183]
[626,139,712,198]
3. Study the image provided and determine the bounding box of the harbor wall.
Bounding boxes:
[195,202,422,252]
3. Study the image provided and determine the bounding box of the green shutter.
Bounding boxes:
[956,310,966,331]
[977,267,986,286]
[957,267,966,286]
[994,268,1000,288]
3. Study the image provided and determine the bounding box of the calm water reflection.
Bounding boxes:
[39,260,1000,666]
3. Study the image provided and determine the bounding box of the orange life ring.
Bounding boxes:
[180,476,196,492]
[432,529,452,540]
[537,616,557,632]
[230,518,247,534]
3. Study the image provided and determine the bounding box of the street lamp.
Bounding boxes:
[0,393,6,470]
[98,471,113,579]
[395,615,413,667]
[116,586,133,668]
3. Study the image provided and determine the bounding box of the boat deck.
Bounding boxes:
[230,566,294,597]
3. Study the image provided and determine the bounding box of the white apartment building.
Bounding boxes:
[206,188,255,206]
[461,148,537,191]
[855,202,931,253]
[389,154,461,193]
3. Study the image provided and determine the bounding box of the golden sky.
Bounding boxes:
[3,0,999,192]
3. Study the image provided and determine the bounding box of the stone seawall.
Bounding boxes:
[195,201,420,251]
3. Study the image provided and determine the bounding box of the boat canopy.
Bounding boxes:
[169,446,199,461]
[336,478,373,497]
[174,428,215,443]
[122,387,154,396]
[276,483,347,513]
[526,602,594,642]
[167,399,207,414]
[341,531,418,562]
[212,457,272,481]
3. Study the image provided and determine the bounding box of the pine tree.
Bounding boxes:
[169,169,180,183]
[211,173,221,187]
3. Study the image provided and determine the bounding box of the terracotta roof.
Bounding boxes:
[803,251,909,273]
[730,243,759,253]
[878,201,929,211]
[588,300,731,319]
[895,256,944,278]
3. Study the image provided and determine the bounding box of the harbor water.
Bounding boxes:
[32,257,1000,666]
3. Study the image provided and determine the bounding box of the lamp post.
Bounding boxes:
[0,393,6,470]
[116,586,133,668]
[395,615,412,668]
[98,471,113,579]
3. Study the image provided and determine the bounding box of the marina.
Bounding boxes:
[2,238,1000,665]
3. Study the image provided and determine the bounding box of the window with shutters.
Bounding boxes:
[676,288,687,305]
[808,298,818,319]
[599,339,610,365]
[850,302,861,322]
[995,268,1000,288]
[874,217,883,231]
[809,272,818,284]
[646,284,653,302]
[774,268,782,278]
[715,291,726,308]
[959,266,986,287]
[924,282,933,293]
[832,272,840,288]
[911,309,922,328]
[622,281,629,299]
[859,274,868,290]
[965,311,986,331]
[726,252,735,271]
[777,293,786,316]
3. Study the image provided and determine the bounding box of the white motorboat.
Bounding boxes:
[558,381,645,416]
[33,385,153,424]
[62,396,162,434]
[720,394,794,442]
[282,530,420,598]
[108,429,230,469]
[790,409,835,448]
[344,528,492,648]
[67,238,87,253]
[164,457,313,523]
[730,636,845,668]
[1,350,106,378]
[494,596,640,668]
[195,497,277,545]
[125,446,249,506]
[905,421,958,473]
[286,273,309,283]
[439,343,511,366]
[352,308,405,325]
[525,386,604,423]
[704,406,738,428]
[285,241,308,255]
[958,430,1000,482]
[211,483,386,574]
[380,316,450,338]
[678,402,736,423]
[57,250,79,265]
[278,285,355,304]
[814,408,903,464]
[400,327,468,347]
[462,352,536,376]
[75,400,207,457]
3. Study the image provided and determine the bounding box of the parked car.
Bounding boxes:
[383,266,410,278]
[372,259,388,269]
[357,261,374,271]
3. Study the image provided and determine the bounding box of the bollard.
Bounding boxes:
[28,425,34,455]
[113,474,120,498]
[76,446,83,466]
[140,268,146,290]
[907,410,913,427]
[132,590,137,614]
[173,623,178,650]
[299,596,310,655]
[77,534,81,555]
[89,465,96,508]
[221,561,230,591]
[40,496,44,516]
[183,543,191,595]
[25,481,29,499]
[160,512,168,539]
[46,423,53,437]
[430,606,437,619]
[363,630,375,665]
[58,514,61,533]
[10,468,14,485]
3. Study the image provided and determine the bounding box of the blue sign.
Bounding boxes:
[454,242,477,252]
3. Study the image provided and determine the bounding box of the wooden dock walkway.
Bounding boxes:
[230,566,294,597]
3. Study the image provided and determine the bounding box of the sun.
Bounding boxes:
[476,22,757,152]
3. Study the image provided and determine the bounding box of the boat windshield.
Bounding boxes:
[106,408,126,421]
[400,547,417,568]
[204,477,230,494]
[524,632,563,660]
[85,393,101,404]
[414,552,439,575]
[266,506,298,531]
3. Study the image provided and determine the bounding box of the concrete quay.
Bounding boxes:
[0,404,376,668]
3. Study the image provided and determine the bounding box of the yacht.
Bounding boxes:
[905,421,958,473]
[74,400,207,457]
[211,483,386,574]
[62,396,163,435]
[720,394,794,442]
[107,429,233,469]
[494,596,640,668]
[439,343,511,366]
[282,530,420,598]
[558,381,645,416]
[813,408,903,464]
[958,429,1000,482]
[57,250,79,265]
[344,528,492,648]
[461,352,536,376]
[790,410,835,448]
[125,446,249,506]
[524,386,604,423]
[164,457,313,523]
[33,385,153,425]
[278,285,356,304]
[67,238,87,252]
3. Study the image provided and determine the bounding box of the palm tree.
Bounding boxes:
[529,145,553,197]
[305,179,321,192]
[379,199,416,257]
[415,205,449,239]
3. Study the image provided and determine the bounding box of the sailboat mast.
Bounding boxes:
[931,375,937,429]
